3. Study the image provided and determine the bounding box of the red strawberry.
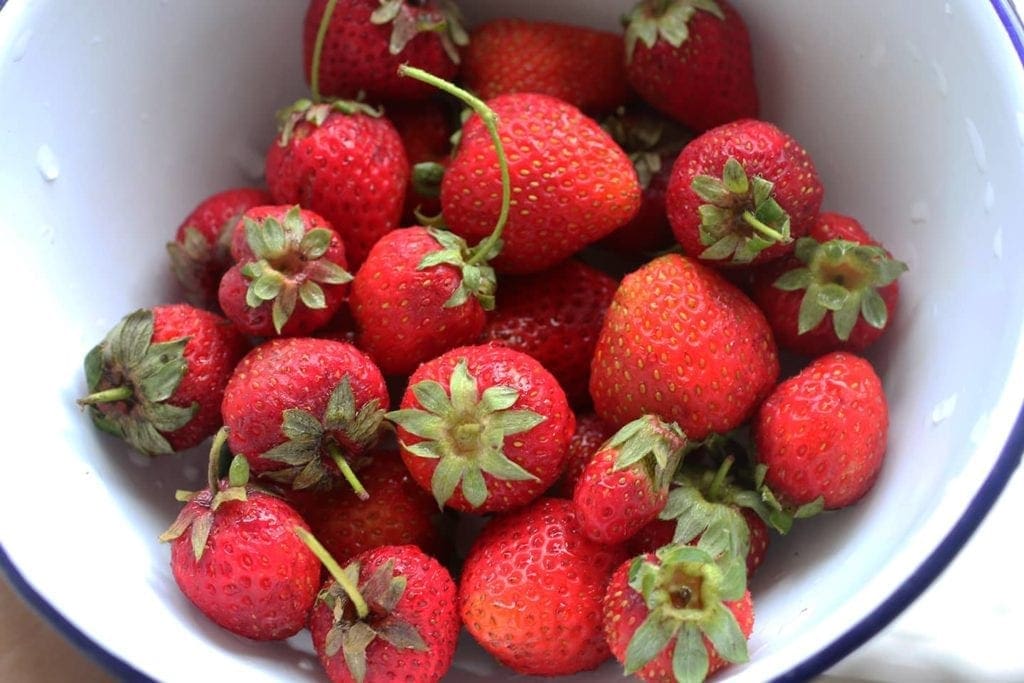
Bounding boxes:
[754,352,889,509]
[388,345,574,513]
[480,259,618,405]
[623,0,758,132]
[752,212,908,356]
[459,498,629,676]
[79,304,247,455]
[303,0,467,103]
[221,337,389,494]
[463,19,631,113]
[667,118,824,265]
[441,93,642,274]
[573,415,688,544]
[552,413,616,498]
[166,187,272,306]
[265,100,409,269]
[604,547,754,682]
[388,100,454,222]
[217,205,352,337]
[160,431,321,641]
[590,254,779,440]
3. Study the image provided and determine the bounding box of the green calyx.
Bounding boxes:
[371,0,469,65]
[623,0,725,63]
[78,309,197,456]
[276,98,383,146]
[602,108,691,189]
[412,161,446,199]
[773,237,909,341]
[624,545,748,681]
[607,415,688,491]
[386,359,545,509]
[728,463,823,535]
[417,228,499,311]
[240,205,353,334]
[690,157,792,263]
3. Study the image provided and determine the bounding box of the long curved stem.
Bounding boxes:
[328,442,369,500]
[310,0,340,103]
[742,210,785,243]
[207,427,230,492]
[294,527,369,619]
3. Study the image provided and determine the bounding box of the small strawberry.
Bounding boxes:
[79,304,247,455]
[604,546,754,682]
[573,415,688,545]
[221,337,389,495]
[480,259,618,406]
[460,498,629,676]
[166,187,272,306]
[388,345,574,513]
[623,0,758,132]
[590,254,779,441]
[160,429,321,641]
[552,413,616,498]
[754,352,889,509]
[463,19,631,113]
[751,212,908,356]
[218,205,352,337]
[667,118,824,265]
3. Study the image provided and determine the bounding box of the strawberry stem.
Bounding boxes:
[77,386,133,406]
[293,526,370,619]
[327,442,369,500]
[708,455,734,500]
[310,0,340,103]
[207,427,230,492]
[742,210,785,242]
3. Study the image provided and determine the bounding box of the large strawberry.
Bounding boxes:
[460,498,629,676]
[667,118,824,265]
[388,345,574,513]
[79,304,247,455]
[590,254,779,440]
[623,0,758,132]
[754,352,889,509]
[551,413,616,498]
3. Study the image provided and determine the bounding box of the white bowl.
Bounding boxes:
[1,0,1023,681]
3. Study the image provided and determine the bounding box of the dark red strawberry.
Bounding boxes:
[624,0,758,132]
[388,100,454,222]
[552,413,617,498]
[79,304,247,455]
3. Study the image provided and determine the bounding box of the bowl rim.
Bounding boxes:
[1,0,1023,681]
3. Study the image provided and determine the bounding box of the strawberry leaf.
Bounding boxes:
[673,624,710,683]
[701,604,749,664]
[624,612,675,675]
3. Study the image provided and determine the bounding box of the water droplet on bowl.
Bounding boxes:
[36,144,60,181]
[984,182,995,212]
[89,34,103,45]
[964,118,987,172]
[993,226,1003,259]
[944,2,953,15]
[910,201,929,224]
[931,394,957,424]
[11,30,31,62]
[931,61,948,96]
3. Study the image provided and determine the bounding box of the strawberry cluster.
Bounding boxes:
[78,1,907,682]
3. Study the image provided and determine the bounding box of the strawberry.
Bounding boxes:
[217,205,352,337]
[459,498,629,676]
[303,0,467,103]
[604,546,754,682]
[751,212,908,356]
[441,93,642,274]
[667,118,824,265]
[463,19,631,113]
[265,100,409,269]
[552,413,616,498]
[623,0,758,132]
[160,430,321,641]
[221,337,389,495]
[754,352,888,509]
[573,415,688,544]
[79,304,247,455]
[388,345,574,513]
[590,254,779,441]
[166,187,272,306]
[630,510,768,577]
[480,259,618,406]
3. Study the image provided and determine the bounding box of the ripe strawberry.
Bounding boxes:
[460,498,629,676]
[630,510,769,577]
[590,254,779,440]
[754,352,889,509]
[441,93,642,274]
[552,413,616,498]
[623,0,758,132]
[667,118,824,265]
[387,100,454,222]
[160,431,321,641]
[265,100,409,269]
[303,0,467,103]
[166,187,272,306]
[79,304,247,455]
[463,19,631,113]
[752,212,908,356]
[221,337,389,494]
[218,205,352,337]
[480,259,618,406]
[604,547,754,682]
[573,415,688,544]
[388,345,574,513]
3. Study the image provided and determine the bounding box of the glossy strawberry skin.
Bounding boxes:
[573,446,667,545]
[754,352,889,509]
[552,413,616,498]
[590,254,779,440]
[459,499,629,676]
[629,508,770,576]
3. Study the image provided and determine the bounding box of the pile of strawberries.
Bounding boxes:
[78,1,908,681]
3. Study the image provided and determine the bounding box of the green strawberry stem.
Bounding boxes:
[207,426,230,492]
[293,526,369,619]
[309,0,340,103]
[706,455,734,500]
[397,65,511,267]
[742,211,785,242]
[327,442,369,501]
[77,386,133,406]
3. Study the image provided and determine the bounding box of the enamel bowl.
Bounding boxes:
[1,0,1023,680]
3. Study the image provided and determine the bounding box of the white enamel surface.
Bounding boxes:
[0,1,1022,681]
